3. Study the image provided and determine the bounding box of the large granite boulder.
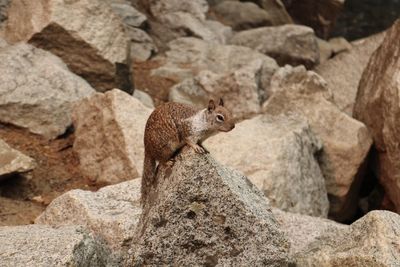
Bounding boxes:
[130,148,290,266]
[36,179,141,259]
[5,0,132,92]
[0,224,117,266]
[0,42,94,139]
[316,33,385,115]
[204,114,329,217]
[353,20,400,212]
[230,25,319,69]
[263,65,372,221]
[0,139,35,179]
[72,89,152,185]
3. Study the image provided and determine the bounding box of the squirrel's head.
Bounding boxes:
[206,98,235,132]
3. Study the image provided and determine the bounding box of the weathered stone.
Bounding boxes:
[316,33,384,116]
[5,0,132,93]
[0,0,10,32]
[36,179,141,257]
[169,58,277,119]
[230,25,319,68]
[328,36,352,54]
[272,208,347,257]
[212,1,274,30]
[353,21,400,212]
[0,139,35,179]
[295,211,400,266]
[204,114,329,217]
[283,0,345,39]
[263,65,372,221]
[255,0,293,25]
[0,224,117,266]
[317,37,333,63]
[72,89,152,185]
[130,148,290,266]
[110,3,146,28]
[0,43,94,139]
[153,37,278,92]
[127,27,157,62]
[133,89,155,108]
[149,0,208,20]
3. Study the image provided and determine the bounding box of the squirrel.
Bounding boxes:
[141,99,235,203]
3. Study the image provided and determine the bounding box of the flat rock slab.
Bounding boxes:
[204,114,329,217]
[72,89,152,185]
[230,25,319,69]
[0,42,94,139]
[130,148,290,266]
[354,20,400,212]
[5,0,132,92]
[0,224,117,267]
[0,138,35,179]
[36,179,142,257]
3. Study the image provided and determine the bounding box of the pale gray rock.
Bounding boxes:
[295,211,400,266]
[5,0,132,93]
[263,65,372,221]
[230,25,319,68]
[0,138,35,179]
[255,0,293,25]
[149,0,209,20]
[72,89,152,185]
[130,148,290,266]
[36,179,141,257]
[317,33,385,116]
[127,27,157,62]
[110,3,146,28]
[204,114,329,217]
[317,37,333,63]
[213,1,274,30]
[0,224,117,267]
[0,43,95,139]
[353,21,400,212]
[133,89,154,108]
[328,37,352,55]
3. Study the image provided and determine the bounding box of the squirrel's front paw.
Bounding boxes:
[192,144,206,154]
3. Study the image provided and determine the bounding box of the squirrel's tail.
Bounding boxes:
[141,152,156,205]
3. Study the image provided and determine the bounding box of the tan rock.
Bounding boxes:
[295,211,400,266]
[0,42,95,139]
[0,139,35,179]
[0,224,118,266]
[263,65,372,221]
[230,25,319,69]
[130,148,290,266]
[204,114,329,217]
[36,179,141,257]
[316,33,385,115]
[72,89,152,185]
[5,0,132,92]
[353,20,400,212]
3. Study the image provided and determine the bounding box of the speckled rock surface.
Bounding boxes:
[72,89,152,185]
[130,148,290,266]
[0,138,35,179]
[0,43,94,139]
[5,0,132,92]
[205,114,329,217]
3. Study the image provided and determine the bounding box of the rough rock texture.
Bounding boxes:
[317,37,333,63]
[272,208,347,257]
[316,33,384,115]
[5,0,132,93]
[0,43,95,139]
[230,25,319,69]
[353,21,400,212]
[255,0,293,25]
[110,3,146,28]
[130,148,290,266]
[263,66,372,221]
[169,58,277,119]
[204,114,329,217]
[0,0,10,31]
[36,179,141,256]
[212,1,274,30]
[72,89,152,185]
[0,224,117,267]
[295,211,400,266]
[328,37,352,54]
[127,27,157,62]
[0,139,35,179]
[133,89,155,108]
[141,0,230,48]
[283,0,345,39]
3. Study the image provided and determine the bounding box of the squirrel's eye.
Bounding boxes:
[216,114,224,122]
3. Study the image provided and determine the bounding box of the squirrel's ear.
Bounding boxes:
[208,99,216,112]
[219,98,224,106]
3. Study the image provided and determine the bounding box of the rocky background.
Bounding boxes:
[0,0,399,266]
